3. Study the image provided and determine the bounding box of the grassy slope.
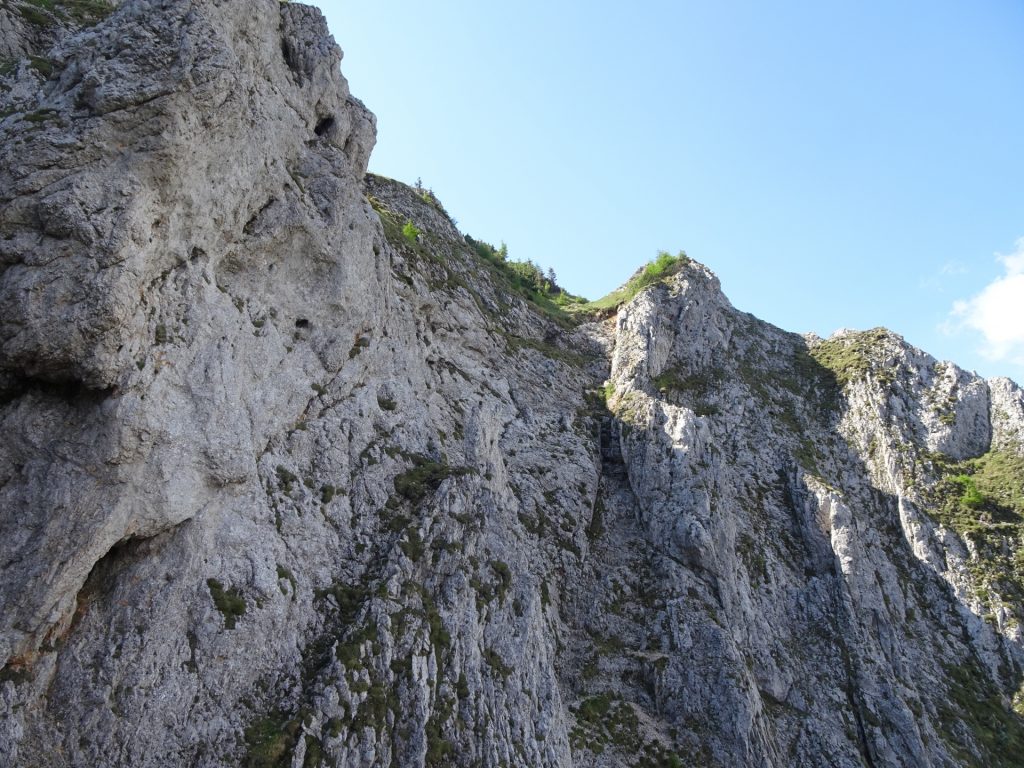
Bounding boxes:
[582,251,690,312]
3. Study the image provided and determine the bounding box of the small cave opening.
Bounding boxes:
[314,116,335,137]
[0,375,113,408]
[295,318,309,329]
[281,39,297,72]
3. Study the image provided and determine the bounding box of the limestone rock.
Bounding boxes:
[1,2,1023,767]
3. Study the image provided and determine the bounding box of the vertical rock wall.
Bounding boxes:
[1,2,1022,767]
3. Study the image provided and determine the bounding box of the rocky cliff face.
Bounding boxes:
[1,2,1023,767]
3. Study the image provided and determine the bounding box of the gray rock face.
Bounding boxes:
[1,2,1023,767]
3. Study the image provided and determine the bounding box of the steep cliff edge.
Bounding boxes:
[1,2,1023,767]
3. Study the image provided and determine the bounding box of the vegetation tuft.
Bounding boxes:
[16,0,114,28]
[937,656,1024,766]
[392,453,470,503]
[569,694,685,765]
[809,328,894,387]
[585,251,690,311]
[369,177,701,330]
[924,449,1024,620]
[464,234,588,323]
[651,366,723,416]
[206,578,246,629]
[244,709,304,768]
[401,220,420,244]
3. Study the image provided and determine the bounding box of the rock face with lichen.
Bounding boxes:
[1,2,1024,767]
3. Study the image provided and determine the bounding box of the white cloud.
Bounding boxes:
[950,238,1024,363]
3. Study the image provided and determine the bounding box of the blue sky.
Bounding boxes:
[317,1,1024,382]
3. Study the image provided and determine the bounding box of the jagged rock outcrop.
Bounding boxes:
[1,2,1023,767]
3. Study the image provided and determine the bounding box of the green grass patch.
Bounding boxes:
[368,196,435,265]
[206,578,246,629]
[652,366,723,416]
[925,449,1024,611]
[399,528,425,561]
[301,735,324,768]
[351,682,394,733]
[368,179,697,331]
[17,3,52,26]
[464,234,588,326]
[16,0,113,27]
[483,647,512,677]
[275,465,297,494]
[314,581,368,625]
[28,55,53,77]
[808,328,893,388]
[22,108,60,124]
[63,0,113,24]
[570,694,683,764]
[392,453,471,503]
[275,564,297,596]
[938,657,1024,766]
[244,710,303,768]
[585,251,690,311]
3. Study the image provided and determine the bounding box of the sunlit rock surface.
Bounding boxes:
[1,2,1022,766]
